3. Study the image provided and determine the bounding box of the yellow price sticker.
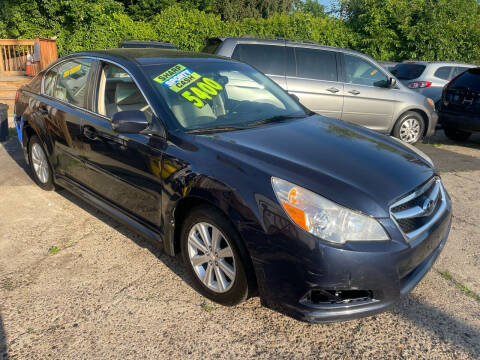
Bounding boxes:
[63,64,82,78]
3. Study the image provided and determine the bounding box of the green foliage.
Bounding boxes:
[0,0,478,63]
[340,0,480,63]
[296,0,326,17]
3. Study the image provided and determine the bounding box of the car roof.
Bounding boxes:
[210,36,370,58]
[118,40,178,49]
[67,48,230,66]
[399,60,477,67]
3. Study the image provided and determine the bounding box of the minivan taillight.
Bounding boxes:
[408,81,432,89]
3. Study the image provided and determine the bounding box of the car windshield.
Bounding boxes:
[141,60,307,132]
[391,63,426,80]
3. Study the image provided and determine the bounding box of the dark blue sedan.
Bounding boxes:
[14,49,452,322]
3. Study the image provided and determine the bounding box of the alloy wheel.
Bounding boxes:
[399,117,421,143]
[31,143,49,184]
[187,222,236,293]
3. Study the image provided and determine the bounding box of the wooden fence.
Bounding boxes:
[0,39,35,75]
[0,38,58,76]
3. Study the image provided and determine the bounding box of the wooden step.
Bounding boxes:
[0,87,18,97]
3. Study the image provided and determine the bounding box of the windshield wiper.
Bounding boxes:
[187,125,247,134]
[246,114,308,128]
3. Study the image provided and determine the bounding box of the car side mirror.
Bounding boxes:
[388,77,397,88]
[111,110,149,134]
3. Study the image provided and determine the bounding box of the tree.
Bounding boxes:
[339,0,480,63]
[296,0,326,17]
[214,0,295,21]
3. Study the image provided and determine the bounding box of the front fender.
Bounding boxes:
[162,173,262,256]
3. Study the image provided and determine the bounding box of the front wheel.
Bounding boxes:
[28,135,54,190]
[393,111,425,144]
[180,205,251,306]
[444,127,471,142]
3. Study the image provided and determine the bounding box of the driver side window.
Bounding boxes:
[97,63,153,122]
[344,54,388,88]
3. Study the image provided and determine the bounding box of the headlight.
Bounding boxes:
[271,177,389,244]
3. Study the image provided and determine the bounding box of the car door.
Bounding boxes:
[285,46,344,119]
[76,61,165,227]
[37,58,95,180]
[341,54,394,131]
[231,43,287,88]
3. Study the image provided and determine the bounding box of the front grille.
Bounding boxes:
[390,177,447,241]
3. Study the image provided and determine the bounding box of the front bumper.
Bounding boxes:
[426,109,438,137]
[251,194,452,323]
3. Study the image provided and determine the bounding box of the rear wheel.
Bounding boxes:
[28,135,54,190]
[444,127,471,142]
[393,111,425,144]
[180,205,251,306]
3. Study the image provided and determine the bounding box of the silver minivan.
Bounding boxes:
[205,38,438,144]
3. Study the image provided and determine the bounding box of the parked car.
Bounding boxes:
[119,40,178,50]
[391,61,477,105]
[438,67,480,141]
[14,49,451,323]
[378,61,398,72]
[204,37,438,144]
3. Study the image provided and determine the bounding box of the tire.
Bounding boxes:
[28,135,54,191]
[393,111,425,144]
[180,205,252,306]
[444,127,471,142]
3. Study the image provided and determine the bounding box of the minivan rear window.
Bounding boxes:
[449,67,480,92]
[294,48,338,82]
[391,63,426,80]
[232,44,286,76]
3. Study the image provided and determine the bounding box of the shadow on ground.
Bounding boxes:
[419,133,480,173]
[0,314,7,360]
[58,188,194,290]
[395,296,480,358]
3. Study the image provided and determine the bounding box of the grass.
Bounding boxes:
[48,246,61,255]
[438,270,480,303]
[3,281,14,290]
[201,302,216,312]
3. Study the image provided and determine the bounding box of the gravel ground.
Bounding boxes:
[0,132,479,360]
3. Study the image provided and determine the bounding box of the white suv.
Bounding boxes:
[391,61,477,105]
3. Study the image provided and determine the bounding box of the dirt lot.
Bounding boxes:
[1,131,479,360]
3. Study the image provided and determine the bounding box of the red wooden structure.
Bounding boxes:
[0,38,58,76]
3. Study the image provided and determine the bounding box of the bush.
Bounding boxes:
[0,0,479,64]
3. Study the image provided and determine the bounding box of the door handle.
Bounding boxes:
[82,125,98,141]
[326,87,340,93]
[348,90,361,95]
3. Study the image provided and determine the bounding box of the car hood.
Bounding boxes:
[194,115,434,217]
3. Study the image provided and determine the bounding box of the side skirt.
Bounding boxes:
[55,175,164,248]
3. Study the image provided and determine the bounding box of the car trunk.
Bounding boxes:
[443,68,480,115]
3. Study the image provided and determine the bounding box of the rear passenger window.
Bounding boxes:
[43,59,93,108]
[97,63,153,122]
[294,48,337,81]
[434,67,453,80]
[231,44,285,76]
